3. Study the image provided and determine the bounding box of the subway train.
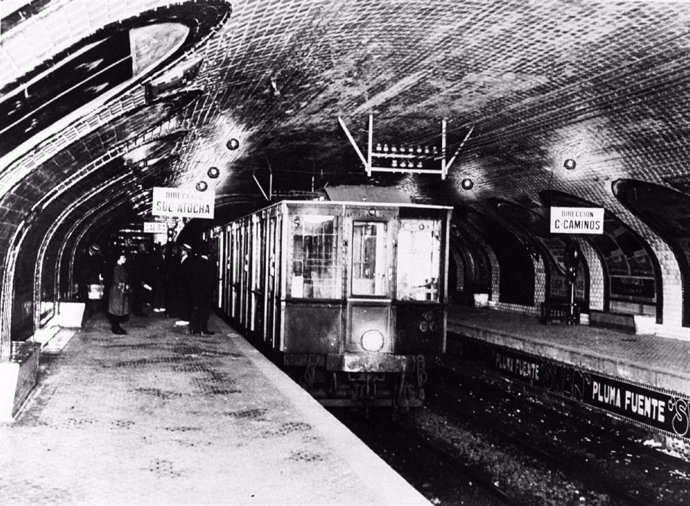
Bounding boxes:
[206,199,452,407]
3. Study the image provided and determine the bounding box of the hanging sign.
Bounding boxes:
[152,187,215,219]
[550,207,604,235]
[143,221,167,233]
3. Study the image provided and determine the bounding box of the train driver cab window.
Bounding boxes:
[397,219,442,301]
[352,221,387,296]
[290,215,339,299]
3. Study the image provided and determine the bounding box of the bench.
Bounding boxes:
[540,302,580,325]
[589,310,656,335]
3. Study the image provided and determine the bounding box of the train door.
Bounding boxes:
[346,218,394,353]
[240,219,250,327]
[252,214,266,337]
[215,229,225,310]
[247,216,258,332]
[231,223,241,319]
[265,214,278,346]
[227,227,235,315]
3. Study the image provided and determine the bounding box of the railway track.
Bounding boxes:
[329,350,690,505]
[329,407,519,506]
[425,355,690,505]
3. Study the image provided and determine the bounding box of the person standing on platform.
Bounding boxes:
[107,251,131,335]
[174,243,193,326]
[79,244,105,320]
[164,243,180,318]
[131,243,153,316]
[151,244,166,313]
[189,242,216,335]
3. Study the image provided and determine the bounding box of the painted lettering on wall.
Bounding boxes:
[495,352,541,382]
[592,379,665,423]
[458,337,690,440]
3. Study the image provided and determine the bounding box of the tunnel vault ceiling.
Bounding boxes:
[3,0,690,233]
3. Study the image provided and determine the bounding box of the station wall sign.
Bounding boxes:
[549,207,604,235]
[143,221,167,234]
[152,187,214,219]
[456,335,690,441]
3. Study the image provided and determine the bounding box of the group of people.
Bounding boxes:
[79,241,217,335]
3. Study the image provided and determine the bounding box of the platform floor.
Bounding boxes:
[0,314,428,505]
[447,305,690,396]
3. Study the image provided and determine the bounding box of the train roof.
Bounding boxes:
[280,200,454,211]
[225,199,453,224]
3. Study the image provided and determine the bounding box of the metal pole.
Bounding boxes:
[446,125,474,171]
[441,119,447,180]
[367,114,373,177]
[569,275,575,324]
[253,174,270,201]
[337,117,368,168]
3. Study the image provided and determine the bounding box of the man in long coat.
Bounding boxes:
[174,243,193,325]
[189,242,216,335]
[107,252,130,334]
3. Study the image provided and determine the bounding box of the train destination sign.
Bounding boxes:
[152,187,215,219]
[549,206,604,235]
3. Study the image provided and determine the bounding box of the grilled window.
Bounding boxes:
[290,215,339,298]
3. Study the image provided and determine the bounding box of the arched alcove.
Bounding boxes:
[614,179,690,327]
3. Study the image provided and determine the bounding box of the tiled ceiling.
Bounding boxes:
[3,0,690,229]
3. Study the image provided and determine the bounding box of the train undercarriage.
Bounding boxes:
[285,353,433,409]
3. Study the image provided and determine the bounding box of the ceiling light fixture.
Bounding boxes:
[461,178,474,190]
[226,138,240,150]
[196,181,208,192]
[207,166,220,178]
[563,158,577,170]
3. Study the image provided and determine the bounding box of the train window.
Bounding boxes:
[397,219,442,301]
[352,221,388,296]
[290,215,340,299]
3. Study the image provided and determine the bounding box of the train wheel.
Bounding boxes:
[326,372,339,398]
[303,355,317,392]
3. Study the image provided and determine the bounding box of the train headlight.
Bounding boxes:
[361,329,385,352]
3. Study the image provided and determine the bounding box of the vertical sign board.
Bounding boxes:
[152,187,215,219]
[550,207,604,235]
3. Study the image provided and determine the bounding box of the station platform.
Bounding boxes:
[447,304,690,445]
[447,304,690,395]
[0,314,428,505]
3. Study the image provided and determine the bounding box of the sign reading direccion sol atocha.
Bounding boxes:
[152,187,215,219]
[550,206,604,235]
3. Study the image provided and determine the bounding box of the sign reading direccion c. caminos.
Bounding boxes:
[152,187,215,219]
[550,206,604,235]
